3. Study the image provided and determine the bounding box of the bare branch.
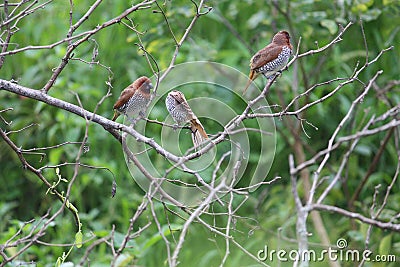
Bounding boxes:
[309,204,400,232]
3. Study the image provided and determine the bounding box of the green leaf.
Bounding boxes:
[55,258,61,267]
[320,19,338,35]
[352,4,368,13]
[383,0,396,4]
[75,231,83,248]
[348,230,364,241]
[49,149,63,165]
[361,8,382,21]
[355,144,372,156]
[379,234,392,256]
[114,253,134,267]
[247,11,267,29]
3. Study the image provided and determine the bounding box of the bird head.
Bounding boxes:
[136,76,153,94]
[167,90,186,105]
[272,30,291,46]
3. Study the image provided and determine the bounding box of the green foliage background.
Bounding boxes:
[1,0,400,266]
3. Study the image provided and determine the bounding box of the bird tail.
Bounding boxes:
[242,70,258,95]
[111,111,119,121]
[190,118,208,148]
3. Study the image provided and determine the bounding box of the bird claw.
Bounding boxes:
[282,64,289,72]
[172,124,179,131]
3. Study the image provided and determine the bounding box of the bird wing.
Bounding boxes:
[250,44,283,70]
[171,92,194,115]
[113,84,137,110]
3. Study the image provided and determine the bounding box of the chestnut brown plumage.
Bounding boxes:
[112,76,153,121]
[165,90,208,148]
[243,30,293,94]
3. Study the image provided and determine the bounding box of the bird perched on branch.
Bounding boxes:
[112,76,153,122]
[165,90,208,148]
[243,30,293,94]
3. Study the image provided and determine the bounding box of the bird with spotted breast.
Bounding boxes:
[243,30,293,94]
[165,90,208,148]
[112,76,153,122]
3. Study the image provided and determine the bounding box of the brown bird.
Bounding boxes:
[165,90,208,148]
[243,30,293,94]
[112,76,153,121]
